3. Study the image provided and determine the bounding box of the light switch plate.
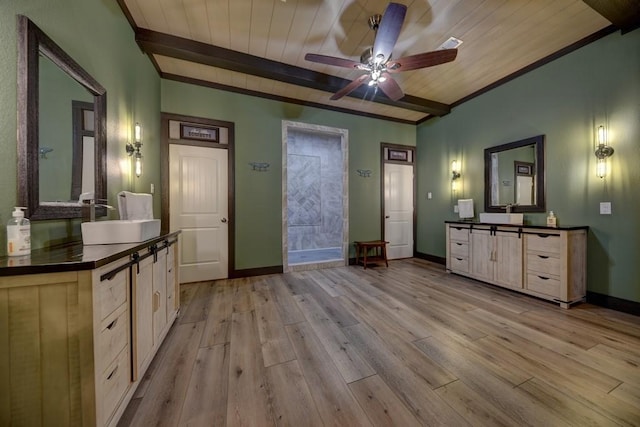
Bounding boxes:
[427,192,432,199]
[600,202,611,215]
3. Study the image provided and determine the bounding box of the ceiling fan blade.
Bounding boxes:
[377,73,404,101]
[386,49,458,73]
[304,53,364,69]
[372,3,407,64]
[330,74,371,100]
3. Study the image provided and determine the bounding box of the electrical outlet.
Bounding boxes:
[600,202,611,215]
[150,183,155,194]
[454,205,459,213]
[427,192,432,199]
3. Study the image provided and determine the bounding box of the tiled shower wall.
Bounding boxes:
[287,129,343,251]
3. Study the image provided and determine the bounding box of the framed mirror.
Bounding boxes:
[484,135,545,213]
[17,15,106,220]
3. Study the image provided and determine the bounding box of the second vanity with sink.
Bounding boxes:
[0,232,179,426]
[446,220,587,308]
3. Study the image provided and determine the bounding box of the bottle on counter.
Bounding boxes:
[7,207,31,256]
[546,210,557,228]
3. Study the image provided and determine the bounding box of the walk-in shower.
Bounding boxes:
[282,121,348,272]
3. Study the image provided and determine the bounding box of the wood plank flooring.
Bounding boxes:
[118,259,640,426]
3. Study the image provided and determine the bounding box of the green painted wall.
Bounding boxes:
[0,0,160,253]
[162,80,415,269]
[416,29,640,303]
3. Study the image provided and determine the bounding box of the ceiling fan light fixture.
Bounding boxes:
[438,36,463,50]
[304,2,458,102]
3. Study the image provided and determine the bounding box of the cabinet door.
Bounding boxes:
[494,232,523,289]
[471,229,494,282]
[152,249,168,342]
[134,256,154,378]
[166,245,177,320]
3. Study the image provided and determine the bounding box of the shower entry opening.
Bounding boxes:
[282,121,348,272]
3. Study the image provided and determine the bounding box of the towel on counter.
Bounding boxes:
[117,191,154,220]
[457,199,475,219]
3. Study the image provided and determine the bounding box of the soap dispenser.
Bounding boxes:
[546,210,557,228]
[7,207,31,256]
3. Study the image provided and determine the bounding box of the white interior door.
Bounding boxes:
[169,144,228,282]
[384,163,414,259]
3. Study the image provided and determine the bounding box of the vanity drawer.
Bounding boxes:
[96,305,128,375]
[100,346,130,425]
[526,273,560,297]
[449,255,469,274]
[450,241,469,257]
[97,267,128,321]
[526,233,561,254]
[449,226,470,242]
[527,253,560,276]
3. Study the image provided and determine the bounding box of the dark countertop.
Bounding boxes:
[445,220,589,231]
[0,231,180,277]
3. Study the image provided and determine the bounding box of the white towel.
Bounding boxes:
[117,191,154,220]
[458,199,474,219]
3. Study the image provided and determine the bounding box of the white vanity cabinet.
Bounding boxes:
[0,233,180,427]
[470,226,523,290]
[92,257,133,426]
[132,241,178,381]
[446,224,470,274]
[446,222,587,308]
[524,229,587,308]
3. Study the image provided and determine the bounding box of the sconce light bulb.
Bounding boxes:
[451,160,461,180]
[597,125,606,146]
[596,158,606,178]
[135,153,143,178]
[135,123,142,143]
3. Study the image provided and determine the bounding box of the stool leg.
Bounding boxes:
[363,247,368,269]
[383,244,388,267]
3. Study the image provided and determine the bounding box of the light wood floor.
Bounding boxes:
[119,259,640,426]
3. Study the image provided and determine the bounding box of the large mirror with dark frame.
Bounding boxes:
[484,135,545,213]
[17,15,106,220]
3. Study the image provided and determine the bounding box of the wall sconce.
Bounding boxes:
[356,169,372,178]
[126,122,143,177]
[451,160,461,191]
[594,124,613,178]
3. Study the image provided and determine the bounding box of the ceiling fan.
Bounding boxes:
[305,2,458,102]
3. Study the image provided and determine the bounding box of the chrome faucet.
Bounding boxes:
[505,203,517,213]
[83,198,115,222]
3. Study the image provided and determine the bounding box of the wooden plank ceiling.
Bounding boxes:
[118,0,624,123]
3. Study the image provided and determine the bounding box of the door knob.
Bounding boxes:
[221,218,228,223]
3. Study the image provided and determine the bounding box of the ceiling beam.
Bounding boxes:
[134,28,451,117]
[582,0,640,33]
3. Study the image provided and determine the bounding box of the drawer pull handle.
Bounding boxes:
[106,318,118,330]
[538,276,550,280]
[107,365,119,380]
[153,291,160,312]
[456,243,462,246]
[456,257,463,261]
[537,234,550,238]
[538,255,549,259]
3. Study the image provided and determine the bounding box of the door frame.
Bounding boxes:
[282,120,349,272]
[380,143,416,257]
[161,112,236,278]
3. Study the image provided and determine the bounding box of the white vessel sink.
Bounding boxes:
[479,212,524,225]
[82,219,161,245]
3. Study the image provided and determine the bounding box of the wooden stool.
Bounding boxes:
[354,240,389,269]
